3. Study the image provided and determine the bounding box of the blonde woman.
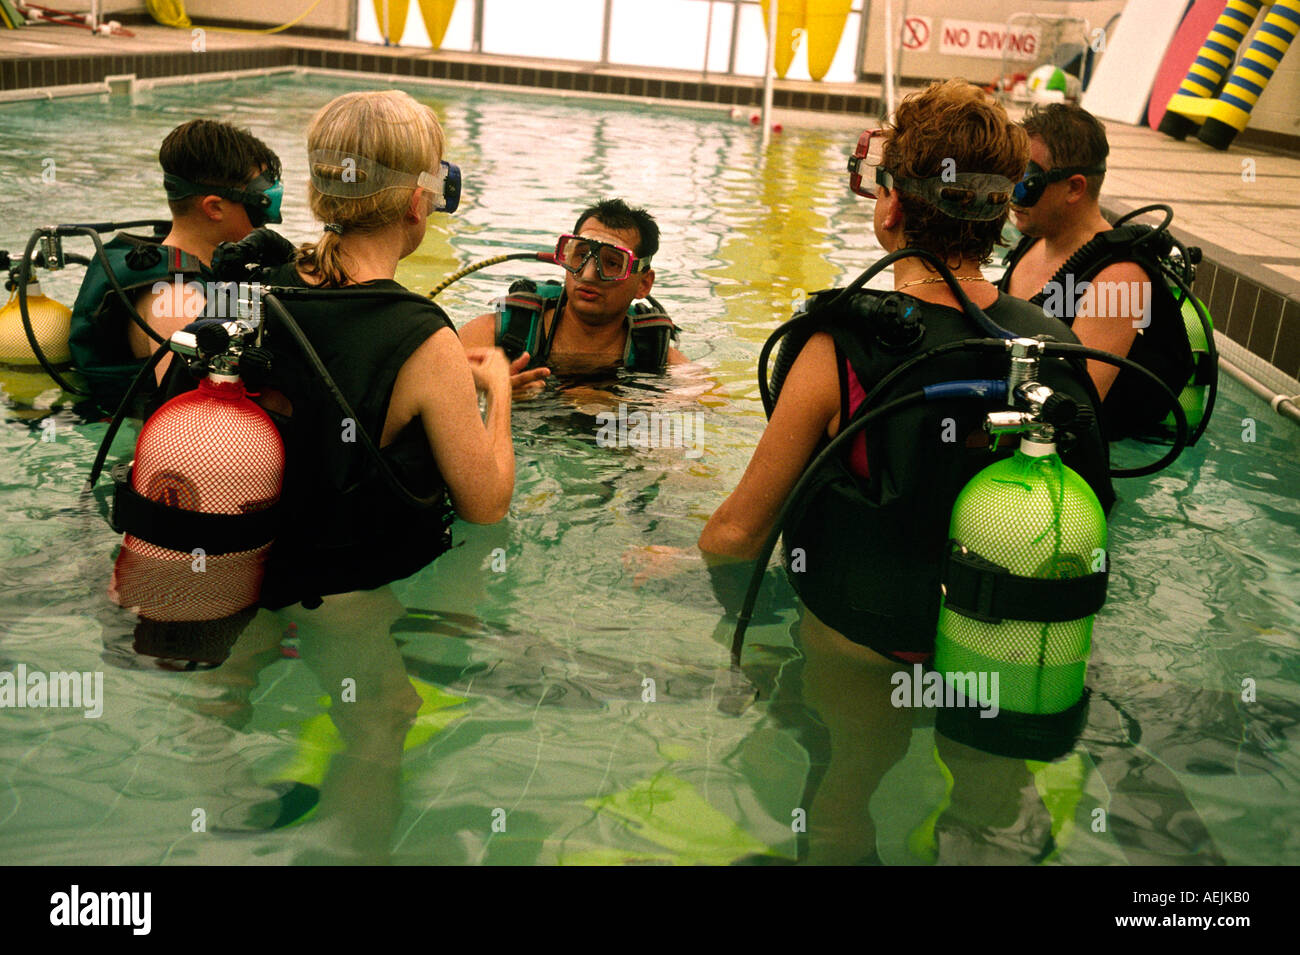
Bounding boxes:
[254,89,515,611]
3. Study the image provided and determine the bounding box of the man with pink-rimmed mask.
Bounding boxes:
[459,198,685,393]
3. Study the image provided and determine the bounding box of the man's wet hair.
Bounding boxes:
[1022,103,1109,199]
[573,198,660,261]
[160,119,282,214]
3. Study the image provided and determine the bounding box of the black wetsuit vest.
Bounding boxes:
[998,229,1193,439]
[780,292,1114,660]
[249,263,456,609]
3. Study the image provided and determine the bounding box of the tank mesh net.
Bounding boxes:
[1164,292,1212,430]
[111,379,283,622]
[935,450,1107,715]
[0,290,73,365]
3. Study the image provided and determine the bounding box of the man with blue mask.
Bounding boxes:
[68,119,284,414]
[998,104,1192,439]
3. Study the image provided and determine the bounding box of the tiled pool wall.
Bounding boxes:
[3,40,1297,392]
[0,44,878,114]
[1182,242,1300,387]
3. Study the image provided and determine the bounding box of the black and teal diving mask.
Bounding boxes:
[164,172,284,227]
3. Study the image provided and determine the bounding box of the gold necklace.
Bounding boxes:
[895,275,986,290]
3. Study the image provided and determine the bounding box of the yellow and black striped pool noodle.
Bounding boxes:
[1208,0,1300,130]
[1174,0,1265,102]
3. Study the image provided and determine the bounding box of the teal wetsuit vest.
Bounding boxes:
[494,279,677,372]
[68,232,206,414]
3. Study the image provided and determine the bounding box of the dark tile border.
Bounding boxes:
[1275,301,1300,380]
[1236,125,1300,159]
[1249,289,1284,359]
[1,43,888,117]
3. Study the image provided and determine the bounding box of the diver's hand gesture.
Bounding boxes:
[508,352,551,398]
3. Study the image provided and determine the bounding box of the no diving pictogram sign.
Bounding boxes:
[901,16,931,52]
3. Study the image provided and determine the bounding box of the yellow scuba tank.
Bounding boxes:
[0,281,74,405]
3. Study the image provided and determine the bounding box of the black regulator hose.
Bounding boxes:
[1112,203,1174,238]
[84,338,171,492]
[17,229,90,396]
[1048,342,1188,477]
[428,251,556,300]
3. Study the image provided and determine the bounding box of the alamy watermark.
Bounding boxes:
[151,275,263,322]
[0,664,103,718]
[49,885,150,935]
[595,403,705,458]
[890,663,999,718]
[1040,275,1152,329]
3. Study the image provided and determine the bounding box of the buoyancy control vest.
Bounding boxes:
[143,260,457,612]
[998,226,1196,439]
[775,290,1115,660]
[68,231,206,414]
[255,263,457,610]
[495,279,677,372]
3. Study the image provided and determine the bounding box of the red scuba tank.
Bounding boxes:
[110,373,284,622]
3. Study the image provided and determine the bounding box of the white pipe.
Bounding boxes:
[761,0,777,150]
[703,0,714,77]
[1219,355,1300,425]
[883,0,895,119]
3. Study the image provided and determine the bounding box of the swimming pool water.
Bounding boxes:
[0,73,1297,865]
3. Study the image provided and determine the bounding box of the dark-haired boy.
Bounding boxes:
[999,103,1191,438]
[68,119,283,413]
[459,198,685,392]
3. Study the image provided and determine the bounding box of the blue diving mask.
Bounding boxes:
[1011,162,1106,208]
[164,172,284,227]
[418,161,461,214]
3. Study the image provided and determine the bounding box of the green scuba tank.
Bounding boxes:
[935,437,1108,718]
[1163,288,1213,433]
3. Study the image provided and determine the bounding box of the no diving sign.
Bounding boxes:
[900,16,931,52]
[939,18,1040,61]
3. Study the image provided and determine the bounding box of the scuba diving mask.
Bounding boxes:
[847,128,888,197]
[848,128,1014,221]
[307,150,462,214]
[1011,162,1106,208]
[554,234,650,282]
[164,172,284,227]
